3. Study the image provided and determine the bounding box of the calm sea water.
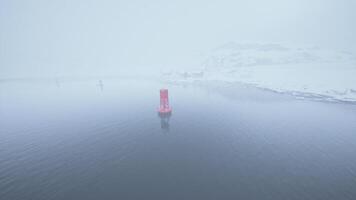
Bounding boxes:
[1,79,356,200]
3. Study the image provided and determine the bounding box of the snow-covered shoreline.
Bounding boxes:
[163,43,356,103]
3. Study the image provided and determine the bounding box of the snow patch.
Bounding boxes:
[164,42,356,103]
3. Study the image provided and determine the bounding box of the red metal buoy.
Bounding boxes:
[158,89,172,115]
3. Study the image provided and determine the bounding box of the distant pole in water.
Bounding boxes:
[158,89,172,116]
[55,78,60,88]
[97,80,104,91]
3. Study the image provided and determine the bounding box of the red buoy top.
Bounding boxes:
[159,89,172,114]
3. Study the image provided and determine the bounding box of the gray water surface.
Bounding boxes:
[1,79,356,200]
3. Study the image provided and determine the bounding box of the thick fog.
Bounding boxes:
[1,0,355,78]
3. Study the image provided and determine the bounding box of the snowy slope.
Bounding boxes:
[164,43,356,103]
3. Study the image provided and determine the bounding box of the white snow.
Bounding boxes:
[164,43,356,103]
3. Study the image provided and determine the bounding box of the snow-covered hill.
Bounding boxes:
[164,43,356,103]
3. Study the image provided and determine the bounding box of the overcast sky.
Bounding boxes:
[1,0,355,78]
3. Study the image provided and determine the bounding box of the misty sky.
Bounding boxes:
[1,0,355,78]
